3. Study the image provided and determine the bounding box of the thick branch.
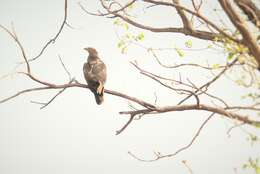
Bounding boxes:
[120,104,260,126]
[235,0,260,28]
[219,0,260,69]
[92,0,225,41]
[117,9,219,40]
[172,0,193,31]
[142,0,239,42]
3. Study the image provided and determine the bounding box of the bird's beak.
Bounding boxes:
[84,48,89,51]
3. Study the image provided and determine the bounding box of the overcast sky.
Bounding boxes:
[0,0,259,174]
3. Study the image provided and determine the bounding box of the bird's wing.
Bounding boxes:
[91,59,107,84]
[83,62,91,82]
[83,60,107,84]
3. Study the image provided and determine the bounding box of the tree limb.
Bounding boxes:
[219,0,260,69]
[128,113,214,162]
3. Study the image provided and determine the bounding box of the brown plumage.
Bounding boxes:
[83,47,107,105]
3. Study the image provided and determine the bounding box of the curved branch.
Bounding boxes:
[128,113,214,162]
[29,0,68,62]
[0,24,30,73]
[97,0,221,41]
[142,0,239,42]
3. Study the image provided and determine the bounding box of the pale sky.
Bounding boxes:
[0,0,259,174]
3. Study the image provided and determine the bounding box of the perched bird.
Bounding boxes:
[83,47,107,105]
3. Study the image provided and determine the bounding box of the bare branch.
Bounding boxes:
[120,103,260,126]
[128,113,214,162]
[78,0,136,17]
[0,24,30,73]
[227,122,245,137]
[182,160,194,174]
[39,79,74,109]
[29,0,68,62]
[177,58,238,105]
[131,62,201,106]
[0,86,53,104]
[116,114,135,135]
[58,55,72,80]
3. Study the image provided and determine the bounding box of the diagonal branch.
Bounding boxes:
[0,24,30,73]
[172,0,193,31]
[177,58,238,105]
[219,0,260,69]
[116,114,135,135]
[234,0,260,28]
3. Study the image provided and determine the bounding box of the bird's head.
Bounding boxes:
[84,47,98,56]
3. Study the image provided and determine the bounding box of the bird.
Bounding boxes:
[83,47,107,105]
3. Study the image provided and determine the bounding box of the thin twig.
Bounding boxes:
[227,122,245,137]
[182,160,194,174]
[128,113,214,162]
[177,58,238,105]
[58,55,72,80]
[29,0,68,62]
[116,114,135,135]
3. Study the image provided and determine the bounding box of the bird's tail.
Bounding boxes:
[94,92,104,105]
[89,82,105,105]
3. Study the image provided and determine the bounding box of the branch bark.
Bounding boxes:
[219,0,260,69]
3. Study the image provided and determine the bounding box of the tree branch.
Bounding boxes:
[142,0,239,42]
[234,0,260,28]
[128,113,214,162]
[29,0,69,62]
[120,103,259,126]
[219,0,260,69]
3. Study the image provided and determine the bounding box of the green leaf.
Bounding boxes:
[175,48,184,57]
[212,64,220,69]
[243,164,248,169]
[123,23,129,30]
[121,46,127,54]
[253,122,260,128]
[185,40,192,48]
[117,40,124,48]
[137,33,144,41]
[128,3,134,9]
[113,19,120,25]
[125,33,131,39]
[256,167,260,174]
[227,52,235,60]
